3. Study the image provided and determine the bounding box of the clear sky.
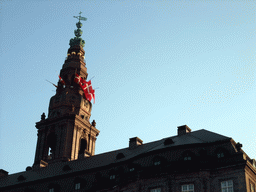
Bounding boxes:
[0,0,255,175]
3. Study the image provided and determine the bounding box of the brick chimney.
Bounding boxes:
[129,137,143,149]
[177,125,191,136]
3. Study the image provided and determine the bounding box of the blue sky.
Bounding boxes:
[0,0,255,175]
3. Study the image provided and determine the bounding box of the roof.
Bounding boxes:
[0,129,231,188]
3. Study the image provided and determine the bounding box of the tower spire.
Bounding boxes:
[33,13,99,169]
[70,12,87,48]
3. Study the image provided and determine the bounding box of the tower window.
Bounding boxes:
[48,147,52,160]
[79,139,87,154]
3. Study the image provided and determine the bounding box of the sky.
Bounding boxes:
[0,0,255,175]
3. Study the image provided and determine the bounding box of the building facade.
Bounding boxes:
[0,14,256,192]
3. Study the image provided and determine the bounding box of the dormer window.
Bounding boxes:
[75,182,80,190]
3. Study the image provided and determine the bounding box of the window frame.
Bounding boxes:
[75,182,81,190]
[150,188,161,192]
[221,180,233,192]
[110,174,116,180]
[181,183,194,192]
[250,182,255,192]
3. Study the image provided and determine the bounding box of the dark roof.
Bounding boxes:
[0,129,231,188]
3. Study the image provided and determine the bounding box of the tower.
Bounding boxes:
[33,13,99,168]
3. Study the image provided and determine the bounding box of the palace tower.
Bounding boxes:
[33,13,99,169]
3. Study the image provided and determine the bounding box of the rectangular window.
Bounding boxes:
[221,180,233,192]
[251,183,255,192]
[181,184,194,192]
[49,188,54,192]
[150,188,161,192]
[75,183,80,190]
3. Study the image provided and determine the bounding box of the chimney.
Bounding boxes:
[177,125,191,136]
[0,169,8,177]
[129,137,143,149]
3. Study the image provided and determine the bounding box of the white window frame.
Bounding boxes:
[181,184,194,192]
[221,180,233,192]
[150,188,161,192]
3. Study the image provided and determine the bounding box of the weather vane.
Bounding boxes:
[69,12,87,47]
[73,11,87,22]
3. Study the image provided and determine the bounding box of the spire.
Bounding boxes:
[69,12,87,48]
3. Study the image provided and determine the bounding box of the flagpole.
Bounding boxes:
[88,76,95,81]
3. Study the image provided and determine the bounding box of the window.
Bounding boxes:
[129,167,135,172]
[182,151,194,161]
[182,184,194,192]
[221,180,233,192]
[184,156,191,161]
[154,161,161,166]
[251,183,255,192]
[217,152,224,158]
[150,188,161,192]
[49,188,54,192]
[110,175,115,180]
[75,182,80,190]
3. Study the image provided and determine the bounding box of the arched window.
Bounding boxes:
[47,133,56,160]
[64,74,69,87]
[79,139,87,154]
[70,74,75,88]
